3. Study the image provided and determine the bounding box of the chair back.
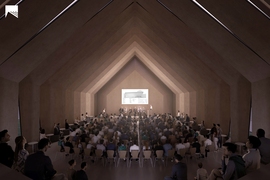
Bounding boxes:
[95,149,103,158]
[130,150,139,159]
[156,150,164,159]
[107,150,114,158]
[118,150,127,159]
[73,147,80,155]
[178,148,187,157]
[81,142,86,149]
[84,148,91,157]
[190,147,196,155]
[200,146,205,154]
[143,150,152,159]
[167,149,175,158]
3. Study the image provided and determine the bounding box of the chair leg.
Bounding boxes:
[117,158,120,167]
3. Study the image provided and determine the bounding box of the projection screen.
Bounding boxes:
[121,89,148,104]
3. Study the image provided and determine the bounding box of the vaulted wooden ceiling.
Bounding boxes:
[1,0,269,86]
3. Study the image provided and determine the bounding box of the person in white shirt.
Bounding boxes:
[70,130,77,137]
[204,135,212,157]
[96,140,106,154]
[175,139,185,152]
[130,141,140,160]
[242,135,261,174]
[183,140,190,149]
[130,141,140,152]
[91,132,99,144]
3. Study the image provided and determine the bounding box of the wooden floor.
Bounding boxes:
[45,141,225,180]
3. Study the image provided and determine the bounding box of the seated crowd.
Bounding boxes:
[0,112,270,180]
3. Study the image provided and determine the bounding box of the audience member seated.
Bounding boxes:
[75,162,88,180]
[39,128,47,140]
[163,140,173,157]
[194,162,208,180]
[175,139,185,152]
[183,139,190,149]
[0,129,14,168]
[118,141,127,151]
[143,140,151,151]
[96,139,106,157]
[54,123,60,135]
[164,154,187,180]
[24,138,67,180]
[160,133,167,143]
[65,119,69,129]
[154,141,164,157]
[130,141,140,152]
[91,132,99,144]
[208,143,246,180]
[243,135,261,174]
[13,136,29,173]
[130,141,140,160]
[67,159,76,180]
[106,139,116,157]
[256,128,270,164]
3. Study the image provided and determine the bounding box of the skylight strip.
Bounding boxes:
[191,0,270,66]
[247,0,270,20]
[157,0,186,24]
[191,0,233,34]
[38,0,79,33]
[84,0,113,24]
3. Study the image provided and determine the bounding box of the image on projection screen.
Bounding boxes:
[122,89,148,104]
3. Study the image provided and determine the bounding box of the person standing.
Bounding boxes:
[75,162,88,180]
[216,124,222,148]
[164,154,187,180]
[256,128,270,164]
[0,129,14,168]
[13,136,29,173]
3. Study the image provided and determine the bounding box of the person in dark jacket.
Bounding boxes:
[164,154,187,180]
[75,162,88,180]
[0,129,14,168]
[24,138,66,180]
[208,142,246,180]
